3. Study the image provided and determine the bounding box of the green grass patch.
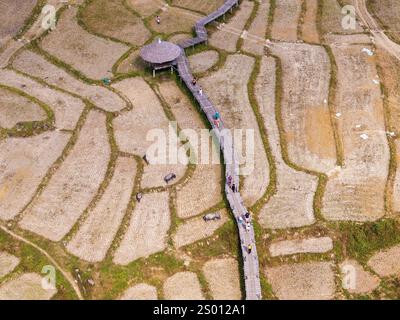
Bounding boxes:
[337,219,400,262]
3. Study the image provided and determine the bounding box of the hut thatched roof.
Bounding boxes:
[140,39,181,65]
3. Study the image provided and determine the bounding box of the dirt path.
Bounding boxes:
[355,0,400,61]
[0,225,83,300]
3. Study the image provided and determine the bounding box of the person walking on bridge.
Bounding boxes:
[247,244,252,254]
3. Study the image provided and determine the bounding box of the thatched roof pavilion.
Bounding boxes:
[140,39,181,76]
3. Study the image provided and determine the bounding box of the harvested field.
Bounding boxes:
[175,162,222,218]
[255,56,317,229]
[0,252,19,278]
[113,77,170,156]
[202,258,241,300]
[340,259,380,294]
[141,162,187,189]
[323,33,372,45]
[67,157,137,263]
[269,237,333,257]
[13,50,126,112]
[113,192,170,265]
[20,111,110,241]
[126,0,164,17]
[40,7,129,79]
[172,0,225,15]
[120,283,158,300]
[112,78,187,188]
[270,42,336,174]
[322,39,389,221]
[148,7,201,35]
[0,273,57,300]
[157,80,222,217]
[80,0,151,45]
[320,0,363,35]
[242,0,270,55]
[375,48,400,134]
[163,272,204,300]
[168,33,192,44]
[368,0,400,44]
[0,87,46,129]
[200,54,269,207]
[0,69,84,130]
[0,131,70,220]
[375,49,400,212]
[173,210,228,248]
[271,0,301,42]
[266,262,335,300]
[188,50,219,74]
[301,0,319,43]
[209,0,254,52]
[115,49,146,74]
[367,244,400,277]
[394,140,400,213]
[0,0,37,43]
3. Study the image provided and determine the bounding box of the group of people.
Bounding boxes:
[238,211,251,232]
[191,77,204,97]
[227,175,237,193]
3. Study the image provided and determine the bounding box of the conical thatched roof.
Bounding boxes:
[140,39,181,64]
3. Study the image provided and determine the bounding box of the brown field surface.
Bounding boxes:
[0,132,70,220]
[323,33,372,45]
[394,140,400,213]
[112,78,187,188]
[168,33,192,44]
[172,0,225,15]
[40,7,129,80]
[301,0,319,43]
[270,42,336,174]
[80,0,151,45]
[266,262,335,300]
[157,80,222,218]
[173,210,228,248]
[0,273,57,300]
[200,54,270,207]
[271,0,301,41]
[255,56,317,229]
[202,258,241,300]
[322,38,389,221]
[20,111,110,241]
[375,49,400,213]
[0,87,46,129]
[113,192,170,265]
[340,259,380,294]
[163,272,204,300]
[149,7,201,35]
[367,244,400,277]
[67,157,137,263]
[368,0,400,44]
[188,50,219,74]
[115,49,146,74]
[0,69,84,130]
[242,0,270,55]
[0,252,19,278]
[120,283,158,300]
[269,237,333,257]
[126,0,165,17]
[209,0,254,52]
[0,0,37,43]
[13,50,127,112]
[320,0,363,35]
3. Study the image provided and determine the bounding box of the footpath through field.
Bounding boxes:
[174,0,262,300]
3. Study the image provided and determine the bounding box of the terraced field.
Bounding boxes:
[0,0,400,301]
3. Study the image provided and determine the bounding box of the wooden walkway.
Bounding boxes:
[174,0,262,300]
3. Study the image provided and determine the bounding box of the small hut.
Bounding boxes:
[140,39,181,77]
